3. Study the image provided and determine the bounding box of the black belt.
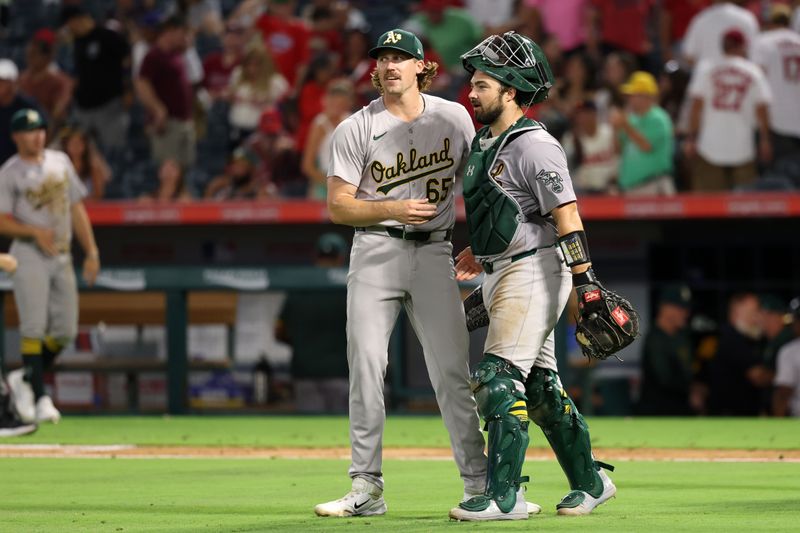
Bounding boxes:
[355,226,452,242]
[480,243,556,274]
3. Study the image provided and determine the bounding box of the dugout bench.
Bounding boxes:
[0,266,348,414]
[2,291,237,412]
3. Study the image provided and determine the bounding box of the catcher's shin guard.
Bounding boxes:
[462,354,530,514]
[525,367,604,497]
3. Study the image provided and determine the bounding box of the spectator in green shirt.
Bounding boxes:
[610,71,675,195]
[402,0,484,75]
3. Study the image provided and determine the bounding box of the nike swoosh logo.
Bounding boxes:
[353,499,370,510]
[372,132,387,141]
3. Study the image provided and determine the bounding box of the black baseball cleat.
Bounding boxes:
[0,418,38,438]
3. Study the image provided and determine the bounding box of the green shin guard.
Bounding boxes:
[525,367,603,497]
[463,354,530,514]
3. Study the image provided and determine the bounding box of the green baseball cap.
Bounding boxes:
[369,29,424,60]
[10,108,46,132]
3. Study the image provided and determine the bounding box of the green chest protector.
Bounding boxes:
[462,118,542,257]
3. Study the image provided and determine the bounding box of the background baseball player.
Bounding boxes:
[314,29,490,518]
[0,108,100,424]
[449,32,626,521]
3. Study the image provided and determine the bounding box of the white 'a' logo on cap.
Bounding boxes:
[27,110,40,123]
[384,31,402,44]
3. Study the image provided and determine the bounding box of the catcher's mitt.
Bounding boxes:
[575,279,639,360]
[464,285,489,332]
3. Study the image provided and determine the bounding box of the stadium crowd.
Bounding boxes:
[1,0,799,201]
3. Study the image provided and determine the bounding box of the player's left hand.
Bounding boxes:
[83,255,100,287]
[455,247,483,281]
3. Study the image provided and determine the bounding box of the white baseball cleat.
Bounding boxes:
[7,369,36,423]
[35,396,61,424]
[461,488,541,515]
[556,468,616,516]
[450,493,529,521]
[314,477,387,517]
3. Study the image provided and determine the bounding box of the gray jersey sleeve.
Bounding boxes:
[328,114,367,187]
[0,163,14,214]
[516,136,576,215]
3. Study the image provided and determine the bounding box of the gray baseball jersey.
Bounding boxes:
[463,120,578,377]
[328,94,488,493]
[470,124,577,263]
[0,149,87,252]
[329,94,474,231]
[0,149,86,341]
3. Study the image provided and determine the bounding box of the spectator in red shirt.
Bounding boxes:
[18,29,74,135]
[293,51,338,153]
[658,0,711,63]
[341,29,378,106]
[135,15,196,170]
[202,21,246,102]
[243,107,302,197]
[255,0,312,91]
[589,0,654,68]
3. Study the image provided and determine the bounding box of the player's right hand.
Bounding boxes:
[33,227,58,256]
[455,247,483,281]
[393,199,437,225]
[0,254,17,274]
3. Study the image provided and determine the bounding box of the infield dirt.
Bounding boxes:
[1,445,798,461]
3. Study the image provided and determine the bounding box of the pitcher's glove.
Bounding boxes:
[574,269,639,360]
[464,285,489,332]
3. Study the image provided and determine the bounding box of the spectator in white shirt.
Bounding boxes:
[682,0,759,66]
[562,100,618,194]
[685,29,772,191]
[752,5,800,167]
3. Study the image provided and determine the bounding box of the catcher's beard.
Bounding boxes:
[474,94,505,125]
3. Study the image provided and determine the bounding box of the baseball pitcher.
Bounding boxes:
[314,29,496,518]
[449,32,638,521]
[0,108,100,424]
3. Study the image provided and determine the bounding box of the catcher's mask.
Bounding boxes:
[461,31,554,106]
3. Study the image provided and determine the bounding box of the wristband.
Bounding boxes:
[558,230,591,267]
[572,268,597,287]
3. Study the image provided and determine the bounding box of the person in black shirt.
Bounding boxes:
[638,284,694,415]
[709,292,770,416]
[62,6,131,153]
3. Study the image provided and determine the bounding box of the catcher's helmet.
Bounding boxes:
[461,31,554,105]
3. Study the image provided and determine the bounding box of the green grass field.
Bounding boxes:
[2,416,800,532]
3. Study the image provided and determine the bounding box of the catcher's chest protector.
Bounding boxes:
[463,119,542,256]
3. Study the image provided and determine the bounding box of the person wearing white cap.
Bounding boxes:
[0,58,42,165]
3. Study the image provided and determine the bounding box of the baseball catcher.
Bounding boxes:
[450,31,641,522]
